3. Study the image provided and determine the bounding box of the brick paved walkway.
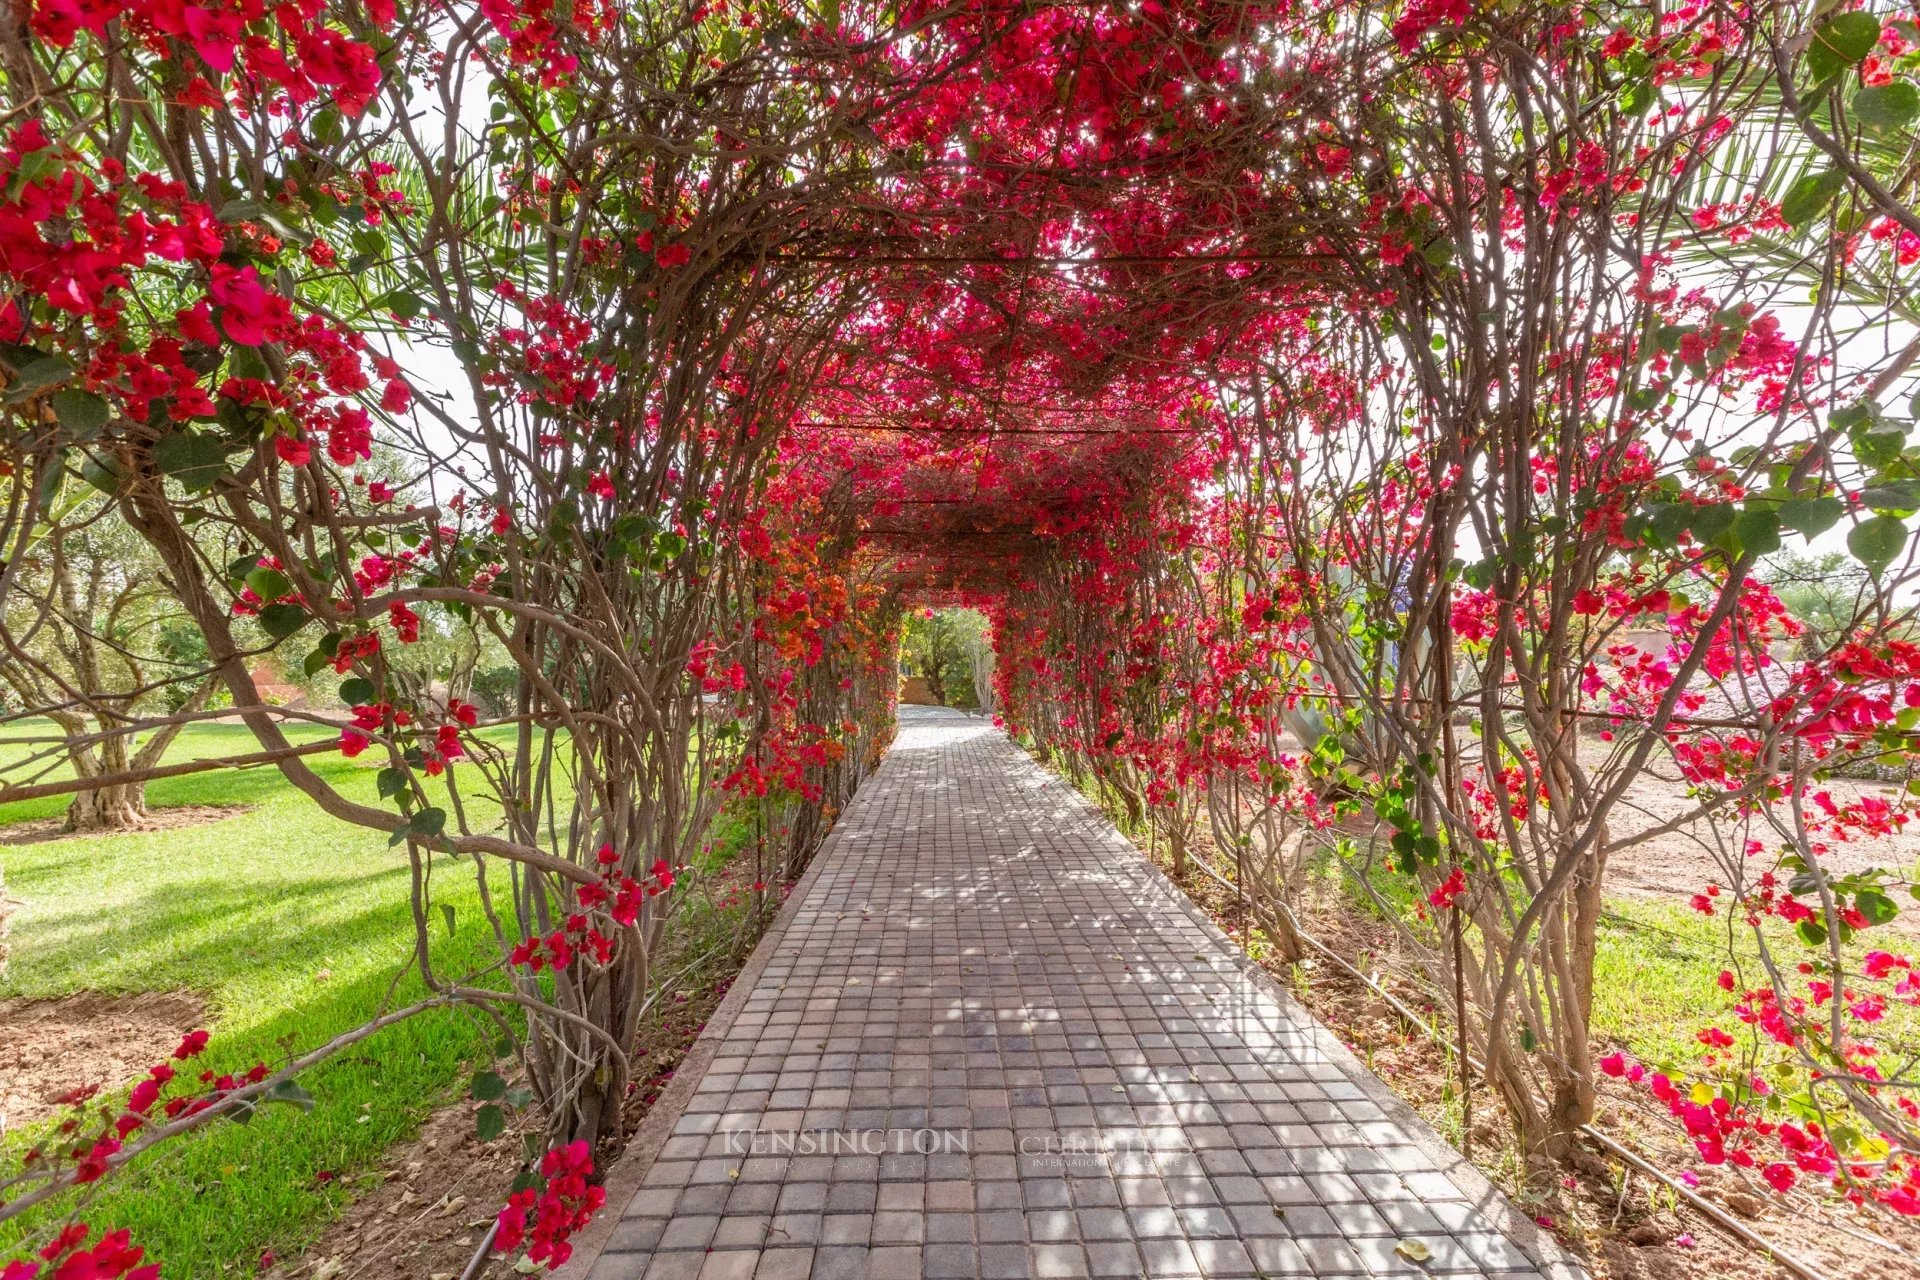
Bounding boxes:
[579,708,1580,1280]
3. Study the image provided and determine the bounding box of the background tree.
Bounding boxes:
[0,499,214,830]
[900,608,981,707]
[1761,550,1878,657]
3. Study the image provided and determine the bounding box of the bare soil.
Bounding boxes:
[0,804,248,847]
[1156,854,1920,1280]
[0,990,207,1133]
[1601,758,1916,923]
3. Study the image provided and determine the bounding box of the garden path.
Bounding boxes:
[574,708,1581,1280]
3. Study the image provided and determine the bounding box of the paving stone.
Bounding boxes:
[819,1214,873,1246]
[699,1252,762,1280]
[1190,1239,1258,1276]
[1031,1244,1090,1278]
[1138,1238,1201,1277]
[583,709,1577,1280]
[641,1253,706,1280]
[769,1213,823,1247]
[661,1216,721,1250]
[714,1215,773,1248]
[811,1246,869,1280]
[924,1244,979,1279]
[605,1217,668,1253]
[867,1246,922,1279]
[755,1249,814,1280]
[981,1243,1035,1279]
[1084,1241,1143,1277]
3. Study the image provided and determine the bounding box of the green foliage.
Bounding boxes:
[1760,550,1873,654]
[0,723,499,1276]
[899,608,988,708]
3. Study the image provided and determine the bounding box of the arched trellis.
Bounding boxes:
[5,0,1920,1269]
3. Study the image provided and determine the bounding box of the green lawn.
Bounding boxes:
[1593,894,1920,1071]
[0,722,501,1276]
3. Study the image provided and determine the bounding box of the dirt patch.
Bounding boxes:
[266,900,767,1280]
[0,991,208,1132]
[1155,855,1920,1280]
[257,1095,521,1280]
[1601,758,1915,927]
[0,805,249,847]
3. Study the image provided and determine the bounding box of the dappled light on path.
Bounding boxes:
[580,710,1580,1280]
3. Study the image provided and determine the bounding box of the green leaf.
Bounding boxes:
[35,447,66,515]
[218,198,268,223]
[1644,502,1692,548]
[51,388,109,438]
[471,1070,507,1102]
[1796,916,1828,946]
[1849,514,1909,574]
[80,452,124,495]
[376,766,409,799]
[1856,888,1900,927]
[226,344,271,382]
[152,432,229,492]
[377,289,425,320]
[258,603,308,641]
[3,354,73,404]
[1807,13,1882,82]
[1732,508,1782,558]
[475,1103,506,1142]
[1853,81,1920,134]
[409,806,447,838]
[1690,503,1735,548]
[303,648,332,678]
[1854,428,1908,470]
[339,676,376,705]
[1860,480,1920,512]
[246,567,292,600]
[1779,495,1844,537]
[265,1079,316,1112]
[7,148,63,199]
[1781,168,1849,228]
[440,902,457,938]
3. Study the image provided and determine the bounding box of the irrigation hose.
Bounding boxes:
[1262,905,1836,1280]
[459,1219,501,1280]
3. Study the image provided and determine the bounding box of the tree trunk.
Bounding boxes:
[65,780,148,832]
[63,724,145,832]
[61,679,216,832]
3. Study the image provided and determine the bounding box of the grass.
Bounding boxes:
[1299,837,1920,1073]
[1594,893,1920,1070]
[1593,897,1740,1067]
[0,721,504,1276]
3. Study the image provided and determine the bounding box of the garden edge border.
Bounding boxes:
[1025,745,1591,1280]
[551,784,858,1278]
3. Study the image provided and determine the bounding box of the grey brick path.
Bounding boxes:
[584,708,1582,1280]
